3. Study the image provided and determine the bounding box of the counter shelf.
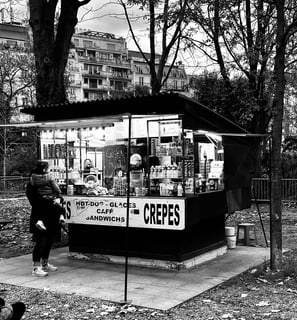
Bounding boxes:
[64,190,227,262]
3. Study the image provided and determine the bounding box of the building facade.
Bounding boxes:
[68,30,189,101]
[1,23,189,105]
[128,50,188,94]
[0,22,29,48]
[68,30,133,102]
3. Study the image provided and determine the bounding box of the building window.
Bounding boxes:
[87,50,96,60]
[22,97,28,106]
[89,79,97,89]
[139,77,144,86]
[7,40,17,47]
[135,66,142,73]
[73,39,79,46]
[84,91,89,99]
[84,78,88,84]
[107,43,116,51]
[83,40,92,47]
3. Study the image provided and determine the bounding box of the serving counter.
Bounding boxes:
[64,190,227,262]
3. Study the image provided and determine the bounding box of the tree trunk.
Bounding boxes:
[29,0,90,105]
[270,0,286,271]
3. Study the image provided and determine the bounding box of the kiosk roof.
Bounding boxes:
[22,92,248,134]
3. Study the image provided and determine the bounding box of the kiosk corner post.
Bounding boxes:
[123,113,132,305]
[181,116,185,195]
[36,129,41,159]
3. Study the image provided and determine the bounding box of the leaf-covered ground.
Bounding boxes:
[1,197,297,319]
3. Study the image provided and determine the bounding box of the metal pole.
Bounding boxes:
[79,129,82,177]
[252,187,269,247]
[268,136,272,268]
[65,130,68,185]
[123,114,132,304]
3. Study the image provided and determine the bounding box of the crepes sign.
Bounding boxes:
[63,196,185,230]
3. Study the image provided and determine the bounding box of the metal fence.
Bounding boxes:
[0,176,297,202]
[0,176,29,193]
[252,178,297,202]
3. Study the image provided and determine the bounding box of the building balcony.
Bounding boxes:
[78,56,130,68]
[109,73,133,80]
[83,84,110,91]
[134,82,151,87]
[69,80,82,87]
[68,66,80,72]
[82,70,109,78]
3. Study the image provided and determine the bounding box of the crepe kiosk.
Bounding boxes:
[22,93,254,269]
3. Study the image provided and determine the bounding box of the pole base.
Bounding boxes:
[119,299,132,305]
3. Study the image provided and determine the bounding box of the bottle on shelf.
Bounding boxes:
[177,183,183,196]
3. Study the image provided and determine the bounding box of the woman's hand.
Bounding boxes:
[35,220,46,231]
[59,215,66,225]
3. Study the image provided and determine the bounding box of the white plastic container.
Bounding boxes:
[225,227,236,249]
[225,227,235,237]
[67,185,74,195]
[226,235,237,249]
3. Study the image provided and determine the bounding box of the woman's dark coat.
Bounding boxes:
[26,183,64,242]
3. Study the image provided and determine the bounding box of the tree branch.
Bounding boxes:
[76,0,91,8]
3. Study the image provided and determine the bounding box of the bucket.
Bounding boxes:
[225,227,235,237]
[225,227,236,249]
[226,235,237,249]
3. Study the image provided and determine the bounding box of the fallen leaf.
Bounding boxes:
[255,301,270,307]
[257,278,268,283]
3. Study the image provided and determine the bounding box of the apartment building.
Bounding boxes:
[0,23,189,106]
[68,30,133,102]
[0,22,29,48]
[128,50,188,93]
[68,30,189,101]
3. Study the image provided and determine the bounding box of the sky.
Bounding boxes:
[6,0,204,75]
[76,1,141,40]
[6,0,151,51]
[76,2,205,74]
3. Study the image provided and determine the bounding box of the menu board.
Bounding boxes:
[103,144,127,177]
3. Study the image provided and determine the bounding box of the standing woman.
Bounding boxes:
[26,160,65,277]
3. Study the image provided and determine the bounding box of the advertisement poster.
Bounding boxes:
[63,196,185,230]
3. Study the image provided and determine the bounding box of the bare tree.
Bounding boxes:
[189,0,275,135]
[190,0,297,270]
[119,0,190,93]
[0,46,35,182]
[270,0,297,270]
[29,0,91,105]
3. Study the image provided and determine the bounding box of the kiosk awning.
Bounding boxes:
[21,92,248,134]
